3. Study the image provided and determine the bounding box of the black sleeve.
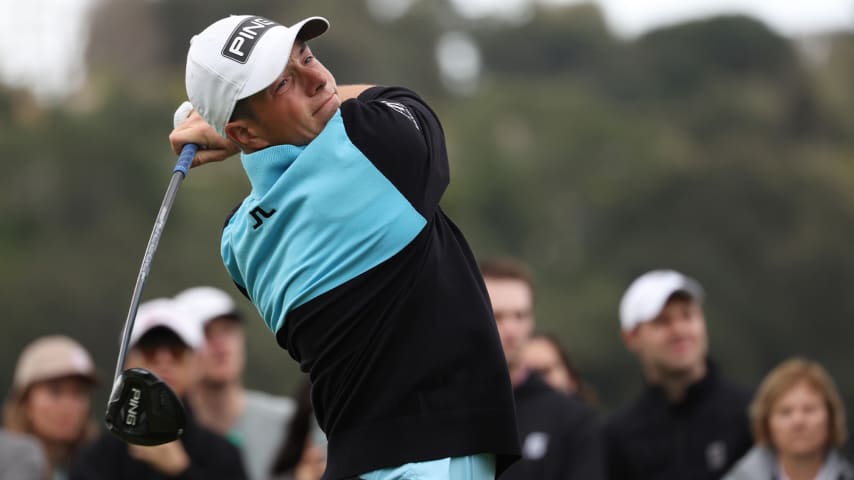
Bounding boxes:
[180,430,248,480]
[559,409,607,480]
[340,86,450,219]
[69,430,248,480]
[603,420,630,480]
[68,434,123,480]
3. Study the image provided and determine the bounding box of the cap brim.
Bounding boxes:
[15,371,100,398]
[237,17,329,102]
[295,17,329,42]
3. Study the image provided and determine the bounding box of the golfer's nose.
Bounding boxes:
[302,66,327,95]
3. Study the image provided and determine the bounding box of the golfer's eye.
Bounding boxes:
[276,78,288,93]
[304,55,314,65]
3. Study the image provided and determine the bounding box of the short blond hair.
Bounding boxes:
[749,357,847,448]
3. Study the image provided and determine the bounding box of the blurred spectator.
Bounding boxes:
[481,257,605,480]
[175,286,295,480]
[521,332,599,406]
[3,335,98,479]
[605,270,752,480]
[0,429,47,480]
[724,357,854,480]
[70,298,247,479]
[270,377,327,480]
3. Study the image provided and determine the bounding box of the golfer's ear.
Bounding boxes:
[224,121,269,151]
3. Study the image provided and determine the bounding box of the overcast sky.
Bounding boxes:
[452,0,854,36]
[3,0,854,101]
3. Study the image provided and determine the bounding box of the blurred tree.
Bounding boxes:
[637,15,796,96]
[474,3,617,77]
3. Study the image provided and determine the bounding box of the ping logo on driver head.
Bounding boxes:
[125,387,142,426]
[221,16,279,64]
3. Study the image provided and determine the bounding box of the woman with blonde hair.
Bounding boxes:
[724,357,853,480]
[3,335,98,480]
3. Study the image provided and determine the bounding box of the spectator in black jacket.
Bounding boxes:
[605,269,752,480]
[481,258,605,480]
[70,298,247,480]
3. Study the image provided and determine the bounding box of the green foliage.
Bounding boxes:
[3,0,854,417]
[475,3,616,76]
[637,16,796,96]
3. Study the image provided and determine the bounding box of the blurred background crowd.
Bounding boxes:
[3,0,854,478]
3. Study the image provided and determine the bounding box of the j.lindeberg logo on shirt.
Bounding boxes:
[250,206,277,229]
[221,16,279,64]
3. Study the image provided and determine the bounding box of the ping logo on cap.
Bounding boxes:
[221,16,279,64]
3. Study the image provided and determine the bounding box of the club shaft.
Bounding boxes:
[113,144,197,382]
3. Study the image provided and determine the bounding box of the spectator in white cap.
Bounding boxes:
[3,335,98,479]
[176,286,295,480]
[70,298,248,480]
[604,270,753,480]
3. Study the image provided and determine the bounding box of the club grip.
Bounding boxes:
[174,144,198,176]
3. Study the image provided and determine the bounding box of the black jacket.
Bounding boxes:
[604,361,752,480]
[69,406,247,480]
[500,373,605,480]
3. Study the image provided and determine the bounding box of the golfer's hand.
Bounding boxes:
[169,109,240,168]
[128,441,190,475]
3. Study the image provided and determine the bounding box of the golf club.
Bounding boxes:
[105,104,198,445]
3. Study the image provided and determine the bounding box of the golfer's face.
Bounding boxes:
[248,41,340,146]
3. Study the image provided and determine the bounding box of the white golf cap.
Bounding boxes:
[619,270,704,332]
[130,298,204,350]
[173,286,240,327]
[185,14,329,136]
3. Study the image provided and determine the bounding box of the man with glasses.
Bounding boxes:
[70,298,248,479]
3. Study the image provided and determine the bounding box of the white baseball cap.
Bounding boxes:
[130,298,204,350]
[185,14,329,136]
[173,286,240,327]
[619,270,704,332]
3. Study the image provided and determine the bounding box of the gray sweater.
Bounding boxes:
[0,430,46,480]
[724,446,854,480]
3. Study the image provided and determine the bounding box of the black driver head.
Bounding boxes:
[105,368,186,446]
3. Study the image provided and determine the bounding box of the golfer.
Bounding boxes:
[169,14,519,480]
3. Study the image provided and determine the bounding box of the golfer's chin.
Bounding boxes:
[314,94,340,120]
